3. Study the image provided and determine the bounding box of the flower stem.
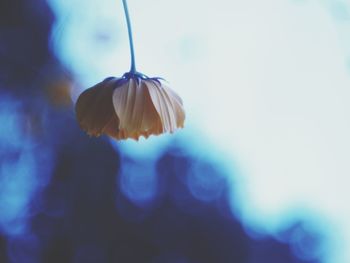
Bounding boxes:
[122,0,136,73]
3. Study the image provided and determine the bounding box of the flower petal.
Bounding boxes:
[75,79,119,136]
[145,80,185,132]
[112,78,162,140]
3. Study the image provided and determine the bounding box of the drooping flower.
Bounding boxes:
[75,0,185,140]
[75,74,185,140]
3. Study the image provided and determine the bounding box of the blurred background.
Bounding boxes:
[0,0,349,262]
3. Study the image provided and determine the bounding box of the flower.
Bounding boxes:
[75,74,185,140]
[75,1,185,141]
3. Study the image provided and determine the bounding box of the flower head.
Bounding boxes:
[75,1,185,140]
[75,74,185,140]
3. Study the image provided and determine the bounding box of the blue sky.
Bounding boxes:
[48,0,350,262]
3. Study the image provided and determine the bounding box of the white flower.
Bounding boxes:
[75,75,185,140]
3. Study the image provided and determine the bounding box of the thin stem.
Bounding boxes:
[122,0,136,73]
